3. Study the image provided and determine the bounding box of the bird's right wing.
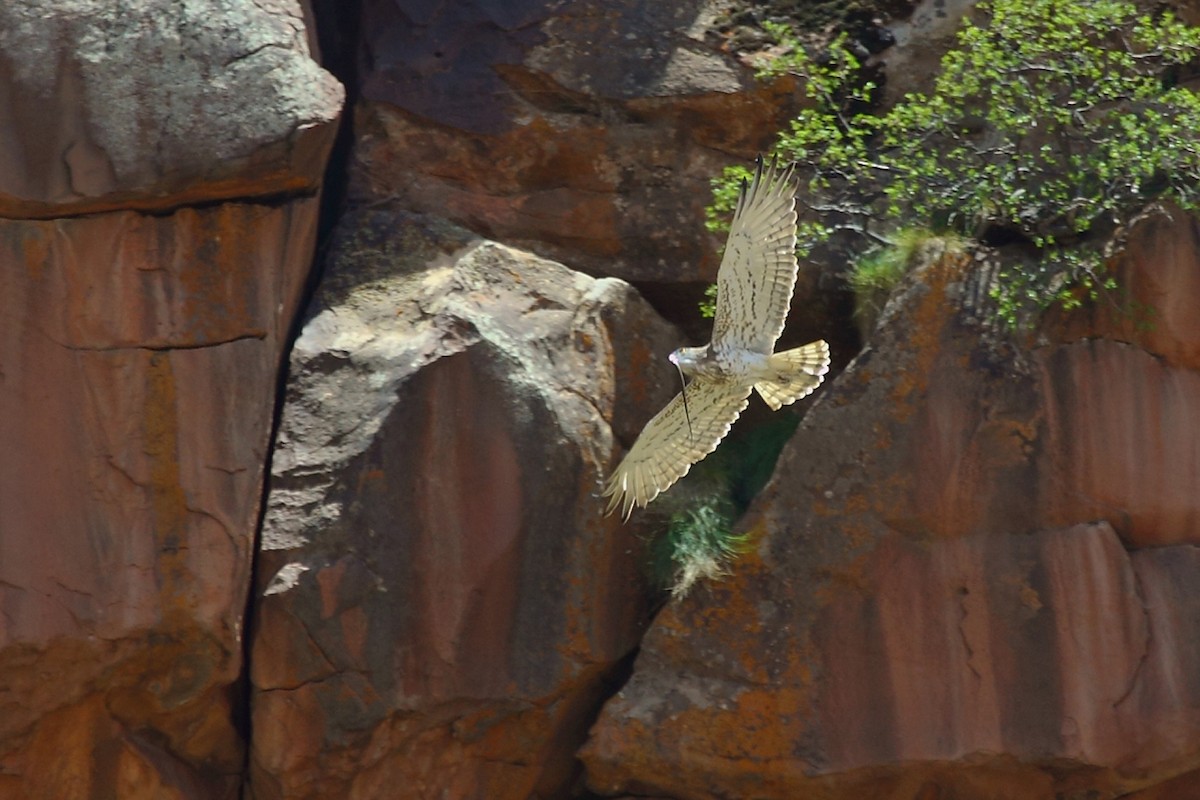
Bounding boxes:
[603,378,751,520]
[711,156,800,356]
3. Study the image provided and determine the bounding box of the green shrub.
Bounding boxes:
[708,1,1200,327]
[850,232,922,302]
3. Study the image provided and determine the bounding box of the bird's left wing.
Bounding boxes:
[603,378,751,519]
[711,156,800,356]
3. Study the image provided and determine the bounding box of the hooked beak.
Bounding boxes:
[667,351,678,366]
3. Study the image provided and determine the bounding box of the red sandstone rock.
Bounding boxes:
[588,522,1200,798]
[1037,340,1200,547]
[0,1,341,795]
[1123,767,1200,800]
[247,210,679,799]
[0,200,322,797]
[583,238,1200,799]
[1047,205,1200,371]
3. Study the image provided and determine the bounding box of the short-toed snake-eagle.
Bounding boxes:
[604,156,831,519]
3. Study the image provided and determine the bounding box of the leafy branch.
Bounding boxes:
[708,0,1200,327]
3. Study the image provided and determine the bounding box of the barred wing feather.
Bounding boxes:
[711,156,800,356]
[603,378,751,519]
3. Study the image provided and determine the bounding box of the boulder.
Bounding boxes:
[0,0,343,216]
[247,210,679,799]
[583,229,1200,798]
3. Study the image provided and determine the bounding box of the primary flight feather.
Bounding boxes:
[603,156,831,520]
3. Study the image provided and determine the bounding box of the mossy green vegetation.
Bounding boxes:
[849,229,927,304]
[849,228,965,335]
[707,0,1200,328]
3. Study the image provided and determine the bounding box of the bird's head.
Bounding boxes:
[668,346,706,375]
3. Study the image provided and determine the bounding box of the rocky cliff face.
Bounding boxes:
[0,1,342,796]
[582,235,1200,799]
[4,1,1200,799]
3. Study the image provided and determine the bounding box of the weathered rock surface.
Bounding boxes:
[583,227,1200,799]
[8,0,1200,796]
[350,0,801,284]
[0,200,322,798]
[0,1,341,796]
[0,0,343,216]
[1028,208,1200,547]
[881,0,978,105]
[1050,204,1200,371]
[247,210,679,799]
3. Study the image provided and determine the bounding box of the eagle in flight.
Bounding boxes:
[603,156,831,519]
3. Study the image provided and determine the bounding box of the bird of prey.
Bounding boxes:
[603,156,831,519]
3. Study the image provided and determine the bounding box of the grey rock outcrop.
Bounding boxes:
[0,0,343,215]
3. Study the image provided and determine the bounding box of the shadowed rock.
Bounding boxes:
[350,0,802,284]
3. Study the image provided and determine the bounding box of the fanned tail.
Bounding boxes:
[754,340,831,411]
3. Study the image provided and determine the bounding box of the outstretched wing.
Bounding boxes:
[712,156,800,356]
[603,378,751,520]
